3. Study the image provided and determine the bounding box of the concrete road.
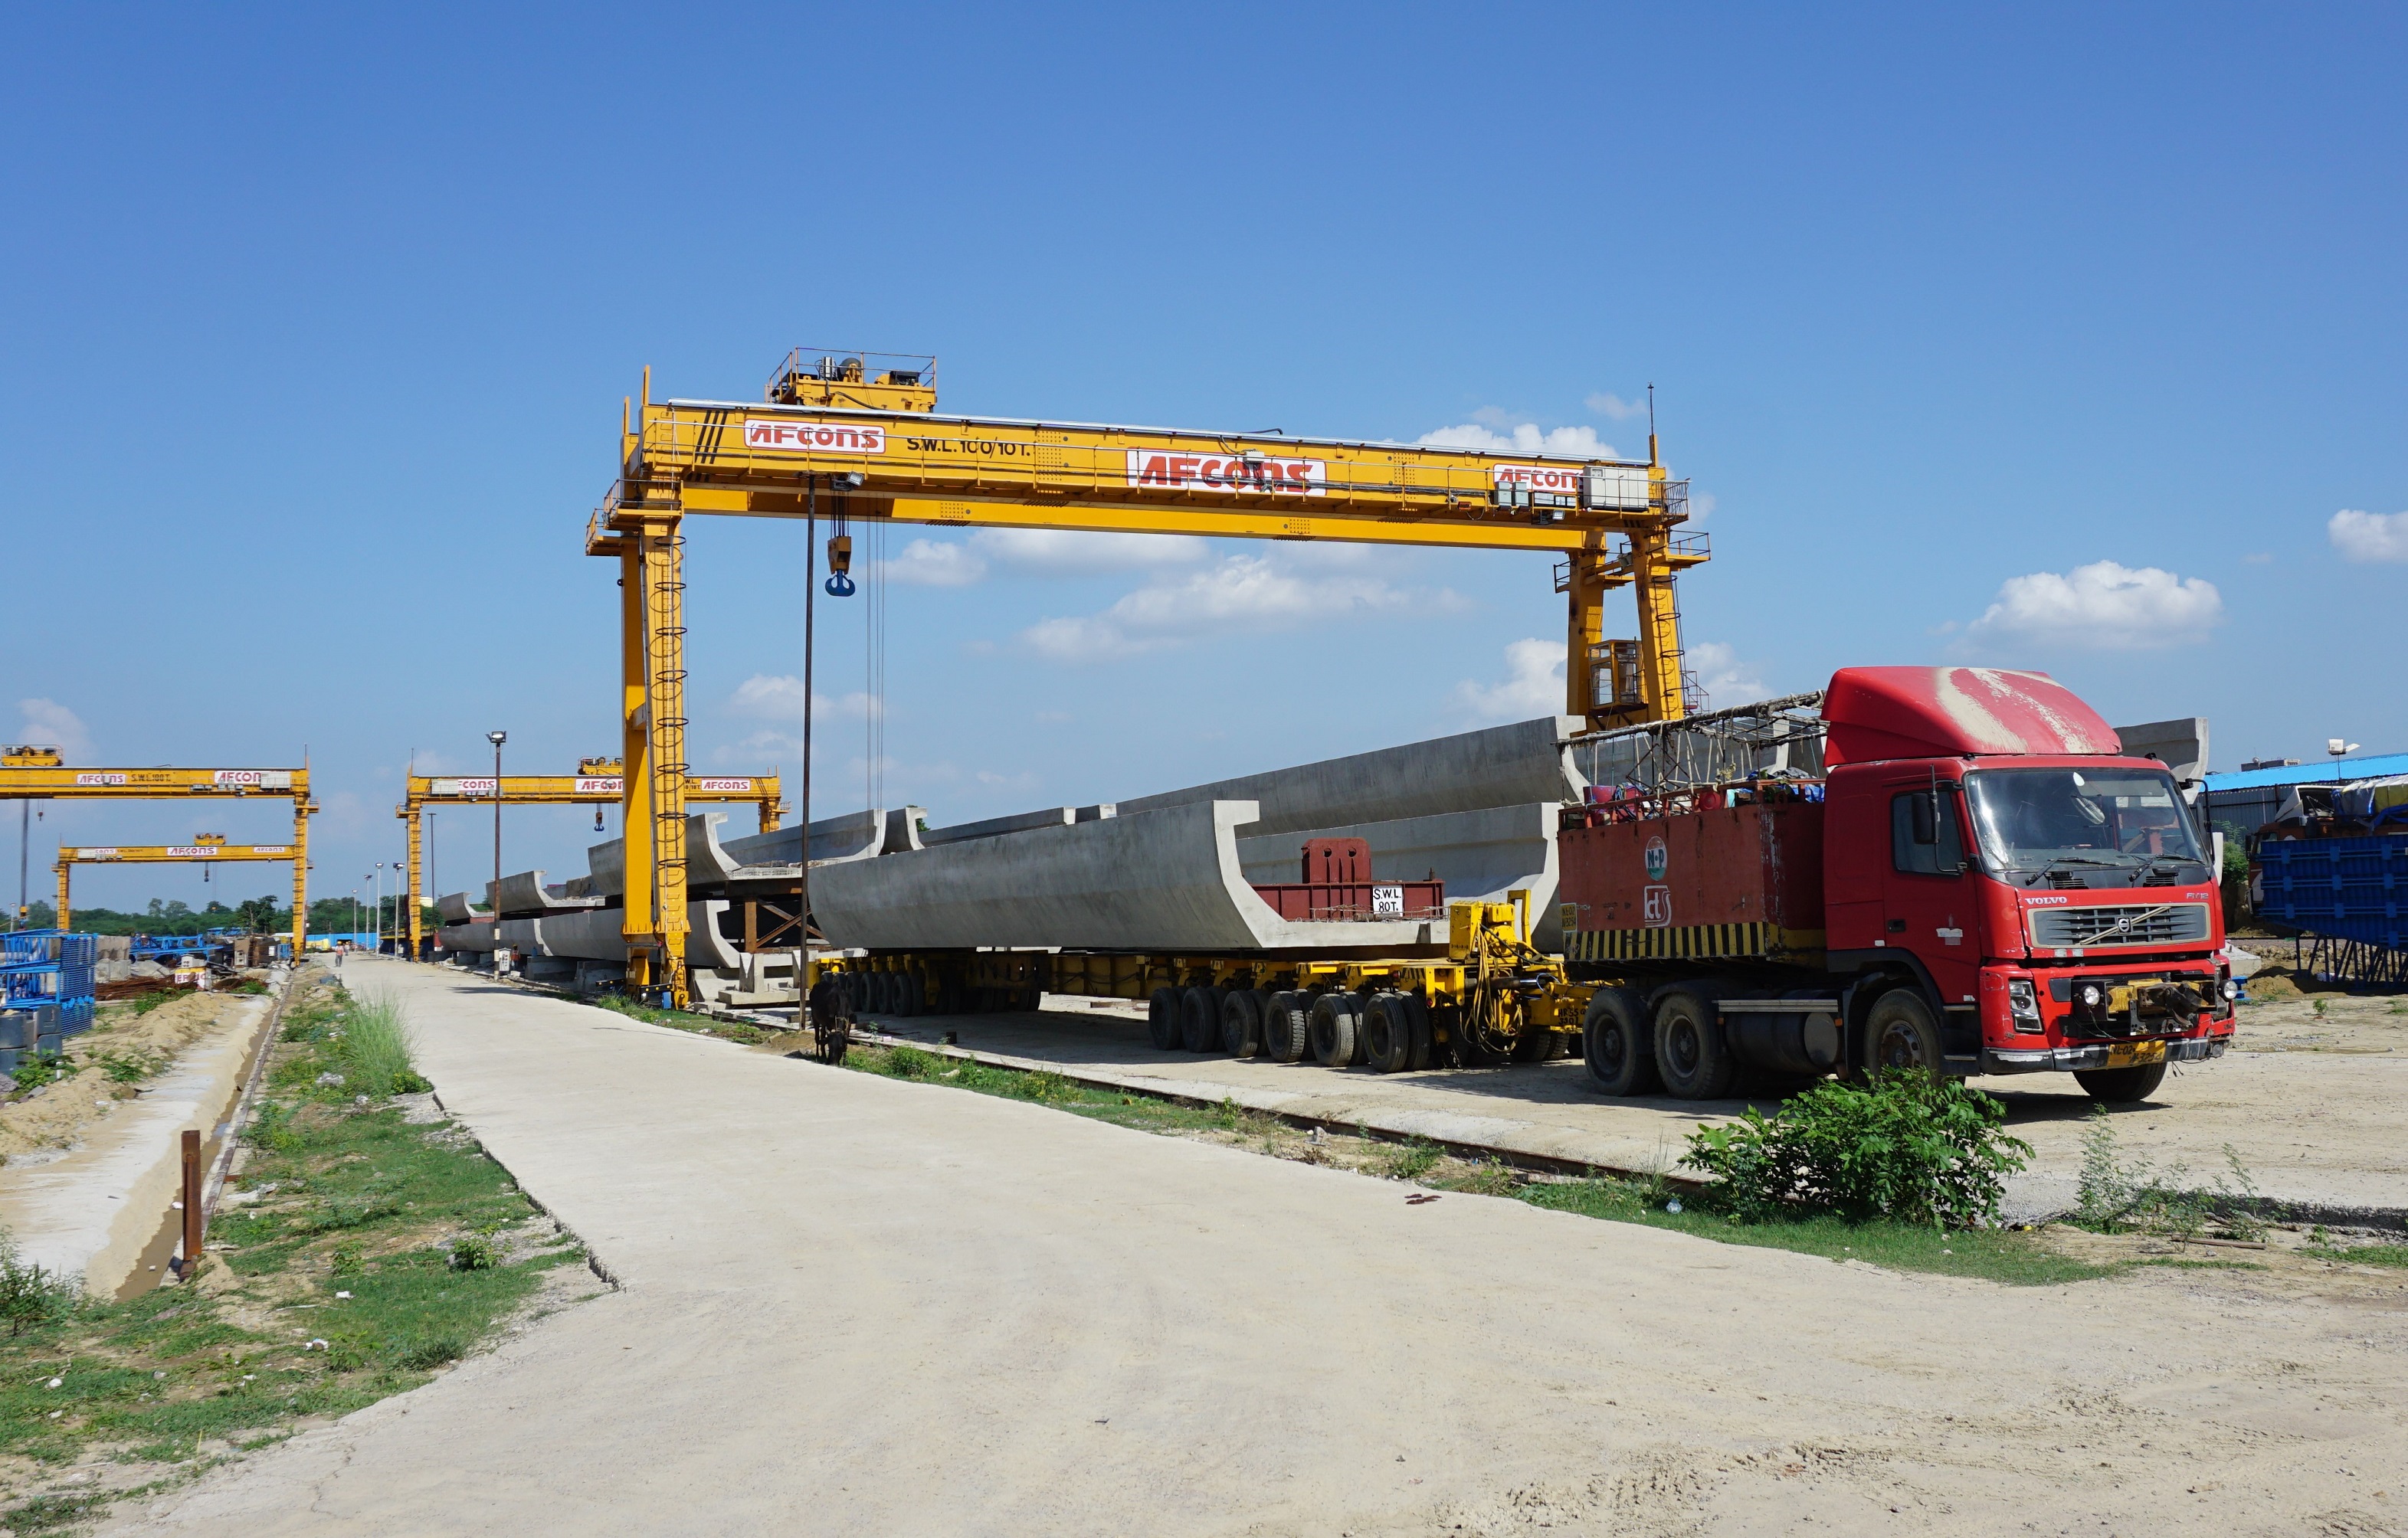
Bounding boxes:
[114,960,2408,1536]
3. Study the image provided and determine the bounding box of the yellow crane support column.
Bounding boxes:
[618,533,659,996]
[638,515,691,1006]
[1627,526,1689,722]
[290,796,311,960]
[402,807,424,960]
[54,863,70,933]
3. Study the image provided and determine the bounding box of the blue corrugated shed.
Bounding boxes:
[2203,751,2408,794]
[2258,833,2408,948]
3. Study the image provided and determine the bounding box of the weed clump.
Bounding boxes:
[2073,1107,2265,1239]
[339,994,430,1098]
[1381,1137,1443,1183]
[1680,1071,2031,1231]
[0,1237,76,1337]
[9,1052,68,1092]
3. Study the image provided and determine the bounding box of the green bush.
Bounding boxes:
[2073,1107,2265,1239]
[0,1237,77,1337]
[1681,1072,2032,1231]
[338,994,425,1098]
[883,1045,939,1078]
[447,1235,500,1271]
[10,1052,69,1092]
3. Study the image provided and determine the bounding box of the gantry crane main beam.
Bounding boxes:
[0,750,313,957]
[588,355,1706,1006]
[392,760,781,960]
[54,838,296,934]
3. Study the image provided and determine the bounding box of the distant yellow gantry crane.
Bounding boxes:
[589,351,1707,1004]
[2,746,313,956]
[395,758,781,958]
[53,834,296,933]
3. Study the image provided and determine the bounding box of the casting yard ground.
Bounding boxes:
[98,957,2408,1537]
[847,983,2408,1223]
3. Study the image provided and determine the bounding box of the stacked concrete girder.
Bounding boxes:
[811,800,1444,954]
[435,892,488,925]
[489,871,605,918]
[1115,716,1584,837]
[1234,802,1567,949]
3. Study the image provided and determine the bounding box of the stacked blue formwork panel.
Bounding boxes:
[1,931,98,1059]
[2258,833,2408,948]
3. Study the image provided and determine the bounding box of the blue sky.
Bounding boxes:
[6,2,2403,917]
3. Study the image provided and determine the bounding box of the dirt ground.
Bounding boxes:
[0,987,272,1167]
[849,987,2408,1221]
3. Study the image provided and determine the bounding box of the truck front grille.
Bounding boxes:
[2029,903,2210,950]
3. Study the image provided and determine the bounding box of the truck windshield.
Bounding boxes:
[1962,767,2207,885]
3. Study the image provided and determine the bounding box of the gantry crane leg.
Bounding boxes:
[640,517,691,1006]
[404,810,423,960]
[1628,529,1688,722]
[54,865,70,934]
[291,803,310,961]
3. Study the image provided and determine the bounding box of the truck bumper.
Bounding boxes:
[1980,1038,2226,1075]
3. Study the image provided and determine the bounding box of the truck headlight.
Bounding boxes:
[2076,982,2105,1010]
[2007,977,2044,1034]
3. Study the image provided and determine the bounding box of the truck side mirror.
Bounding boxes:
[1909,790,1938,845]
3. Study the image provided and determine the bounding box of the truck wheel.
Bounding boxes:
[899,972,926,1016]
[1653,987,1738,1100]
[1513,1027,1568,1062]
[1147,987,1183,1050]
[1361,993,1417,1074]
[1181,986,1227,1052]
[2073,1062,2167,1104]
[1260,991,1310,1062]
[1309,992,1361,1067]
[1863,990,1943,1080]
[1221,989,1266,1058]
[1404,993,1435,1070]
[1583,987,1660,1096]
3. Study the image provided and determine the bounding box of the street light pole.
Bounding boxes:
[487,731,506,968]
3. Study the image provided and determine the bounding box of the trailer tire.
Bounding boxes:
[1309,992,1361,1068]
[1582,987,1659,1096]
[1653,987,1738,1100]
[899,972,926,1016]
[2072,1062,2167,1104]
[1361,992,1417,1074]
[1147,987,1184,1051]
[1221,988,1266,1058]
[1514,1026,1568,1062]
[1404,993,1434,1070]
[1260,991,1310,1062]
[1181,986,1227,1052]
[1863,988,1944,1080]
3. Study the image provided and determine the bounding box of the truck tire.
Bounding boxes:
[1404,993,1435,1070]
[1514,1026,1568,1062]
[1181,986,1227,1052]
[1147,987,1184,1051]
[1863,989,1944,1080]
[1309,992,1361,1067]
[2072,1062,2167,1104]
[1583,987,1660,1096]
[1221,988,1266,1058]
[1653,987,1738,1100]
[1361,992,1417,1074]
[1260,990,1310,1062]
[899,972,926,1016]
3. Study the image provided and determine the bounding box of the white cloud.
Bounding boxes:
[2330,509,2408,564]
[881,538,987,587]
[15,699,91,761]
[1967,560,2224,649]
[971,528,1207,571]
[1686,642,1769,708]
[1418,420,1617,458]
[1584,391,1647,421]
[1020,555,1455,663]
[1454,638,1564,722]
[726,674,882,722]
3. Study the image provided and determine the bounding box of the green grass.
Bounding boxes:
[0,979,586,1511]
[586,993,766,1046]
[839,1041,2109,1287]
[2303,1242,2408,1268]
[332,993,428,1097]
[1515,1177,2114,1285]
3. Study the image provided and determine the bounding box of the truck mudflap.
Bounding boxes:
[1981,1037,2226,1075]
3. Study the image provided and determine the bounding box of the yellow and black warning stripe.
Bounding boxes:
[1564,923,1826,964]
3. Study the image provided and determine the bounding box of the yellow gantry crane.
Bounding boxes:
[53,834,296,933]
[589,351,1707,1004]
[2,746,313,957]
[395,758,782,958]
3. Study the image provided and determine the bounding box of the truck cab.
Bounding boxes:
[1559,666,2235,1104]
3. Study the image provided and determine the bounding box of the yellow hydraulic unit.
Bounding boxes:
[394,758,782,960]
[2,746,313,957]
[589,352,1705,1005]
[54,834,297,933]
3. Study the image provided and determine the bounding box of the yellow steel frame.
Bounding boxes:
[590,362,1706,1005]
[392,761,781,960]
[0,753,313,957]
[54,836,297,934]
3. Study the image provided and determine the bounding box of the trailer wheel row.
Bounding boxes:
[1149,983,1451,1073]
[839,968,1037,1019]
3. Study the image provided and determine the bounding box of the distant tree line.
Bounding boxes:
[13,894,438,937]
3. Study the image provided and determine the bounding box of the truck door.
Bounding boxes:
[1882,781,1980,1013]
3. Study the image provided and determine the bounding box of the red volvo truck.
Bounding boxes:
[1558,666,2237,1104]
